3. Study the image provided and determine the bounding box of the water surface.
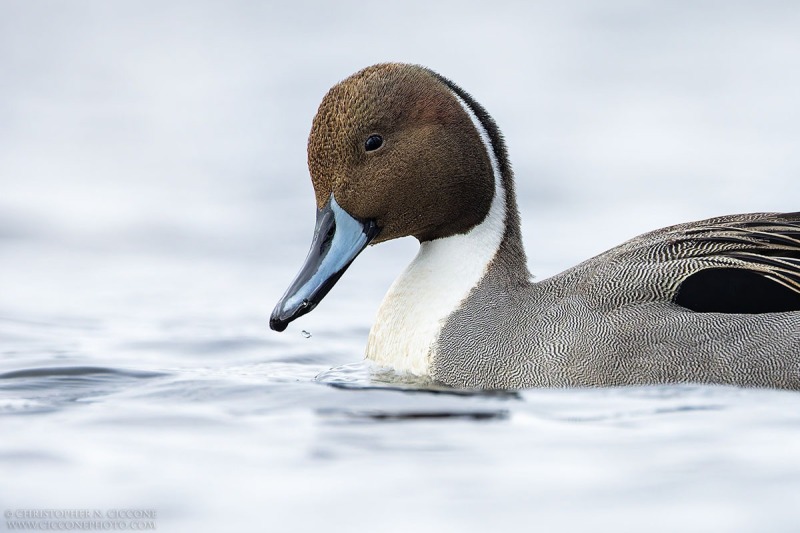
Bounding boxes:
[2,2,800,531]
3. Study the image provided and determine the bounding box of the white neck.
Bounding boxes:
[365,91,507,376]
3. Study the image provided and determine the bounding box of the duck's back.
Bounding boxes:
[434,212,800,389]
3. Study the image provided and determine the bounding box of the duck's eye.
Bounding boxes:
[365,134,383,152]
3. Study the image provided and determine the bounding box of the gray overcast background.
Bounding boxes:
[2,1,798,282]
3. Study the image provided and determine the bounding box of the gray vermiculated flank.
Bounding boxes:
[432,75,800,390]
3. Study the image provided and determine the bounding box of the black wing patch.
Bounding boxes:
[672,215,800,314]
[675,267,800,313]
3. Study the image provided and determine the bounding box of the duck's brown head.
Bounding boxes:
[307,62,495,243]
[271,63,501,331]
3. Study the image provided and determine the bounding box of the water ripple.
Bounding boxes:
[317,407,510,422]
[0,366,165,381]
[0,365,169,415]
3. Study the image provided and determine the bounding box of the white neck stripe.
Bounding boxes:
[450,92,503,201]
[365,86,507,376]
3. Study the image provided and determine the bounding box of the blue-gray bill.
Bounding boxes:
[270,195,380,332]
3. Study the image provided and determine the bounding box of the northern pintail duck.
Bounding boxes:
[270,63,800,389]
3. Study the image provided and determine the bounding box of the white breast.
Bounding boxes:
[365,91,506,376]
